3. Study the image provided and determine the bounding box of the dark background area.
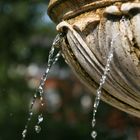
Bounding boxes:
[0,1,140,140]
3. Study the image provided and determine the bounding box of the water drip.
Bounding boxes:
[22,129,27,139]
[21,33,63,140]
[35,125,41,133]
[91,131,97,139]
[38,114,43,124]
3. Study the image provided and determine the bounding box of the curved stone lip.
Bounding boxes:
[48,0,129,23]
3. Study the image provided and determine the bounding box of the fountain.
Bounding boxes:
[21,0,140,139]
[48,0,140,118]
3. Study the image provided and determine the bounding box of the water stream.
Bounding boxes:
[21,33,63,140]
[91,33,119,139]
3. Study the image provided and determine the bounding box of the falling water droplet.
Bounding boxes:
[22,129,27,138]
[91,131,97,139]
[46,68,50,74]
[38,114,43,123]
[40,97,43,101]
[92,119,96,128]
[35,125,41,133]
[38,86,43,94]
[93,103,98,108]
[30,112,33,116]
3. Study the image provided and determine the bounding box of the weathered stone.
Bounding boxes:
[48,0,140,118]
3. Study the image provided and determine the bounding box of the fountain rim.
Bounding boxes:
[48,0,129,23]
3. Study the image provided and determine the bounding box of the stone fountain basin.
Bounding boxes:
[48,0,140,117]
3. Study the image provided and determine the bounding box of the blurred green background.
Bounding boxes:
[0,1,140,140]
